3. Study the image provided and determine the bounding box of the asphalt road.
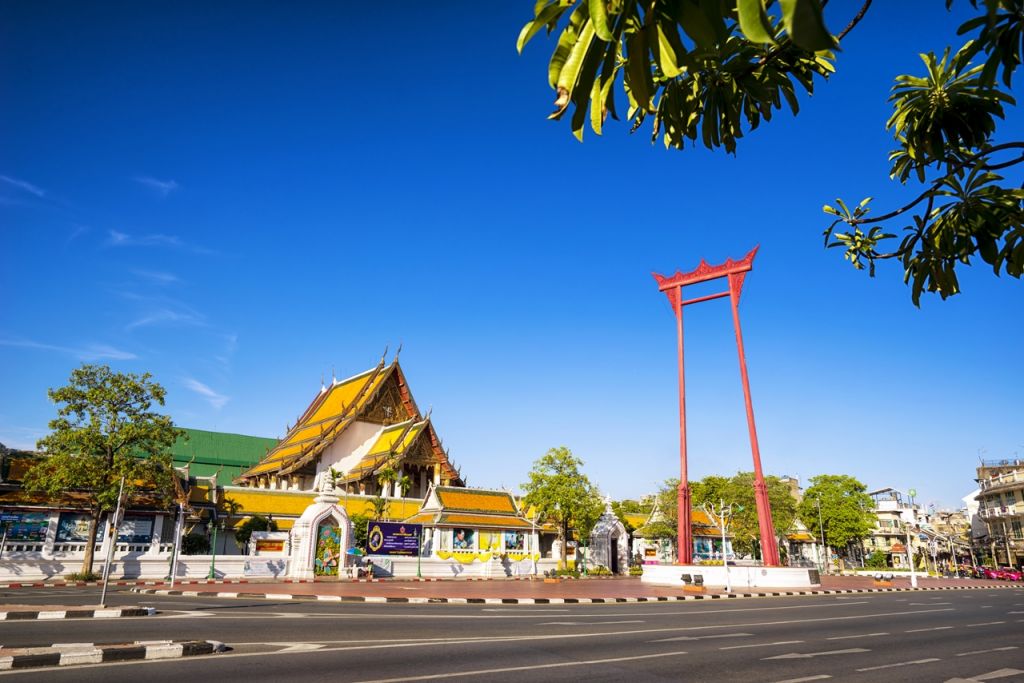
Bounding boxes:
[1,586,1023,681]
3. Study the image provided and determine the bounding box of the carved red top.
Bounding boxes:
[652,246,759,292]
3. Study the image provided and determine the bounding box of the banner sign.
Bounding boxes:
[6,512,48,542]
[366,521,422,556]
[56,513,92,543]
[117,516,154,544]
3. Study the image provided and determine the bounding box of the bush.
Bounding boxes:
[629,565,643,576]
[554,568,581,578]
[587,565,611,576]
[182,534,210,555]
[65,571,101,581]
[865,551,889,569]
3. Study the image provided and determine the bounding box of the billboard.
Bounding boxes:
[366,521,422,556]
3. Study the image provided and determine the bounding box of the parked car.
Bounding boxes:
[981,566,1004,580]
[1000,567,1023,581]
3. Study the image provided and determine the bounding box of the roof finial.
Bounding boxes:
[379,345,389,366]
[394,343,403,362]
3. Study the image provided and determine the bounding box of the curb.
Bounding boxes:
[129,584,1023,605]
[0,607,155,621]
[0,581,315,589]
[0,640,224,670]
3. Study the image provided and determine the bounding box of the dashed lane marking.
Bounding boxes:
[856,658,941,672]
[721,640,803,650]
[955,647,1019,657]
[771,676,831,683]
[348,650,690,682]
[906,626,953,633]
[826,632,889,640]
[651,633,751,643]
[763,648,870,660]
[966,621,1006,627]
[944,668,1024,682]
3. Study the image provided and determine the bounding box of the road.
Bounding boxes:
[1,586,1022,681]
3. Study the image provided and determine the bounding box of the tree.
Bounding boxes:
[350,513,370,550]
[369,495,389,520]
[692,472,798,558]
[23,364,182,576]
[798,474,875,561]
[234,514,278,548]
[521,446,604,568]
[517,1,1023,304]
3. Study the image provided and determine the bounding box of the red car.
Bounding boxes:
[1001,567,1023,581]
[981,567,1004,580]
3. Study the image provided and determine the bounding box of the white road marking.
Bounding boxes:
[539,620,644,626]
[856,658,940,671]
[910,602,950,605]
[825,632,888,641]
[944,668,1024,682]
[269,643,326,653]
[771,676,831,683]
[955,646,1019,657]
[721,640,803,650]
[764,648,869,660]
[966,621,1005,627]
[1006,611,1024,614]
[906,626,953,633]
[350,650,690,682]
[651,633,751,643]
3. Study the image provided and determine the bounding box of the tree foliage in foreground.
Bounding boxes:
[23,365,182,574]
[518,1,1024,304]
[522,446,604,567]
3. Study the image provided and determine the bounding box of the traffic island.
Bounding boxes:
[0,640,226,670]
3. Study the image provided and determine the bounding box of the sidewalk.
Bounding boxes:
[128,574,1023,604]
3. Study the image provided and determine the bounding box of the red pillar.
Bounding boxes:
[673,288,693,565]
[727,273,780,566]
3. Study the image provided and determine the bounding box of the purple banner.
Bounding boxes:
[366,521,422,556]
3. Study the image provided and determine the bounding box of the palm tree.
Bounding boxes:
[397,474,412,498]
[369,495,388,520]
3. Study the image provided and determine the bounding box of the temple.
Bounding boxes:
[235,355,464,496]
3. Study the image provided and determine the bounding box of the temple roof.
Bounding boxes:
[403,486,535,529]
[334,418,434,484]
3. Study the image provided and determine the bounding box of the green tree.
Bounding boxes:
[522,446,604,568]
[865,550,890,569]
[234,514,279,548]
[23,364,181,575]
[369,495,389,520]
[798,474,875,560]
[692,473,798,558]
[517,1,1024,303]
[350,513,370,550]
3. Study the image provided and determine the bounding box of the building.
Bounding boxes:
[975,458,1024,567]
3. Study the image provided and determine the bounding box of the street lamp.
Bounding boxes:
[815,495,828,575]
[207,516,223,580]
[700,499,737,593]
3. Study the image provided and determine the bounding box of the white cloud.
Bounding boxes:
[106,229,214,255]
[125,308,204,331]
[0,337,137,361]
[0,175,45,197]
[134,176,179,196]
[183,378,229,410]
[131,269,179,285]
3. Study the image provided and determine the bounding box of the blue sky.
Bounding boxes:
[2,2,1021,510]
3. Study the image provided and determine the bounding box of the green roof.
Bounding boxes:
[170,428,278,479]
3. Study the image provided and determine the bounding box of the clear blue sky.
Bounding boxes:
[2,2,1021,510]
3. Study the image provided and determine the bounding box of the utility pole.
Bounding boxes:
[816,495,828,574]
[99,477,125,607]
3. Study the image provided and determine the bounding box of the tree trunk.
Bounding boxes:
[81,513,100,577]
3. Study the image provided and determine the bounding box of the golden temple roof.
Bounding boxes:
[403,486,535,529]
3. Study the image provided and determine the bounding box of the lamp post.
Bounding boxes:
[207,517,222,580]
[816,495,828,575]
[700,499,736,593]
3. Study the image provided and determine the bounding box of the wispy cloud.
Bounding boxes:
[183,378,229,410]
[132,269,179,285]
[0,175,45,198]
[125,308,204,331]
[0,337,137,361]
[134,176,179,196]
[106,229,214,255]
